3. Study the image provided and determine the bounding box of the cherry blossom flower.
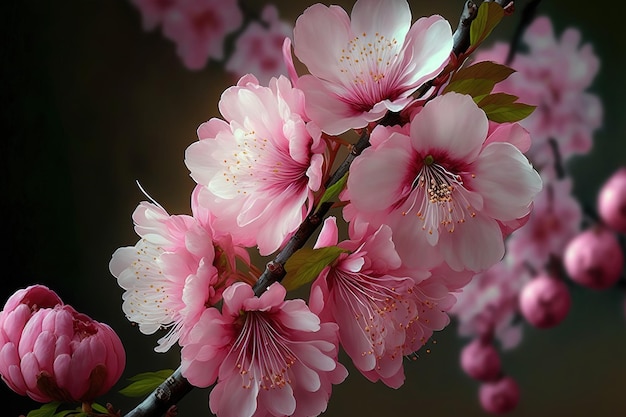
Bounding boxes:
[598,167,626,234]
[519,274,571,328]
[162,0,243,70]
[506,178,582,270]
[109,189,248,352]
[226,5,293,85]
[0,285,125,403]
[292,0,453,135]
[130,0,178,31]
[185,74,327,256]
[473,17,602,173]
[180,282,347,417]
[310,217,453,388]
[346,92,542,273]
[450,259,531,350]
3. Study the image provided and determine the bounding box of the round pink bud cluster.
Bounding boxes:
[598,168,626,234]
[460,338,502,382]
[0,285,125,404]
[519,274,571,328]
[479,376,520,415]
[564,227,624,290]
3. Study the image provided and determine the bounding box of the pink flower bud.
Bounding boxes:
[563,227,624,290]
[0,285,125,403]
[479,376,520,414]
[519,274,571,329]
[598,167,626,234]
[460,338,501,382]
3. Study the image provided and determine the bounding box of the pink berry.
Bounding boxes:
[598,167,626,234]
[479,376,520,414]
[563,227,624,290]
[519,274,571,329]
[460,338,502,381]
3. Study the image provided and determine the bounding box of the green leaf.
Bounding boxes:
[443,62,515,98]
[91,403,109,414]
[26,403,61,417]
[315,172,348,213]
[481,102,537,123]
[448,61,515,85]
[470,2,505,46]
[283,246,348,291]
[119,369,175,397]
[477,92,519,107]
[53,410,84,417]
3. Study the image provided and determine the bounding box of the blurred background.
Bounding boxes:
[2,0,625,416]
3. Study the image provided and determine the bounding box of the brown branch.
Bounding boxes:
[123,368,193,417]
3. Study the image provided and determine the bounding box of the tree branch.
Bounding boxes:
[123,368,193,417]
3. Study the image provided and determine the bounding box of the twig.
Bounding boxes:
[123,368,193,417]
[505,0,543,65]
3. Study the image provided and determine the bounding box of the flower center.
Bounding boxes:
[231,312,297,390]
[338,31,401,109]
[223,130,307,197]
[403,155,477,240]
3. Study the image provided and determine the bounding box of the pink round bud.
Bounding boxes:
[563,227,624,290]
[519,274,571,329]
[479,376,520,414]
[0,285,126,403]
[460,338,502,382]
[598,167,626,234]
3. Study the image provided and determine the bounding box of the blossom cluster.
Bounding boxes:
[105,1,546,416]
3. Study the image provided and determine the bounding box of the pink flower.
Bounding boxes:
[450,260,530,350]
[310,217,453,388]
[479,376,520,414]
[292,0,453,134]
[130,0,178,31]
[346,92,542,273]
[109,190,247,352]
[162,0,243,70]
[0,285,125,403]
[180,282,347,417]
[473,17,602,173]
[226,5,293,85]
[507,178,582,270]
[185,74,327,256]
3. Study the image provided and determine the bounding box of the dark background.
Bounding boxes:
[2,0,625,416]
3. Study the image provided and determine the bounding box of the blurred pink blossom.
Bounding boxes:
[474,17,602,174]
[226,5,292,85]
[180,282,347,417]
[450,260,531,350]
[292,0,453,134]
[109,189,248,352]
[131,0,177,31]
[518,274,571,328]
[162,0,243,70]
[479,376,520,414]
[185,74,327,256]
[0,285,125,404]
[345,93,542,273]
[507,178,582,270]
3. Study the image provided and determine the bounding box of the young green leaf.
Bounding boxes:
[283,246,348,291]
[119,369,175,397]
[91,403,109,414]
[26,403,61,417]
[477,92,519,107]
[481,103,536,123]
[470,2,505,46]
[443,62,515,98]
[315,172,348,213]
